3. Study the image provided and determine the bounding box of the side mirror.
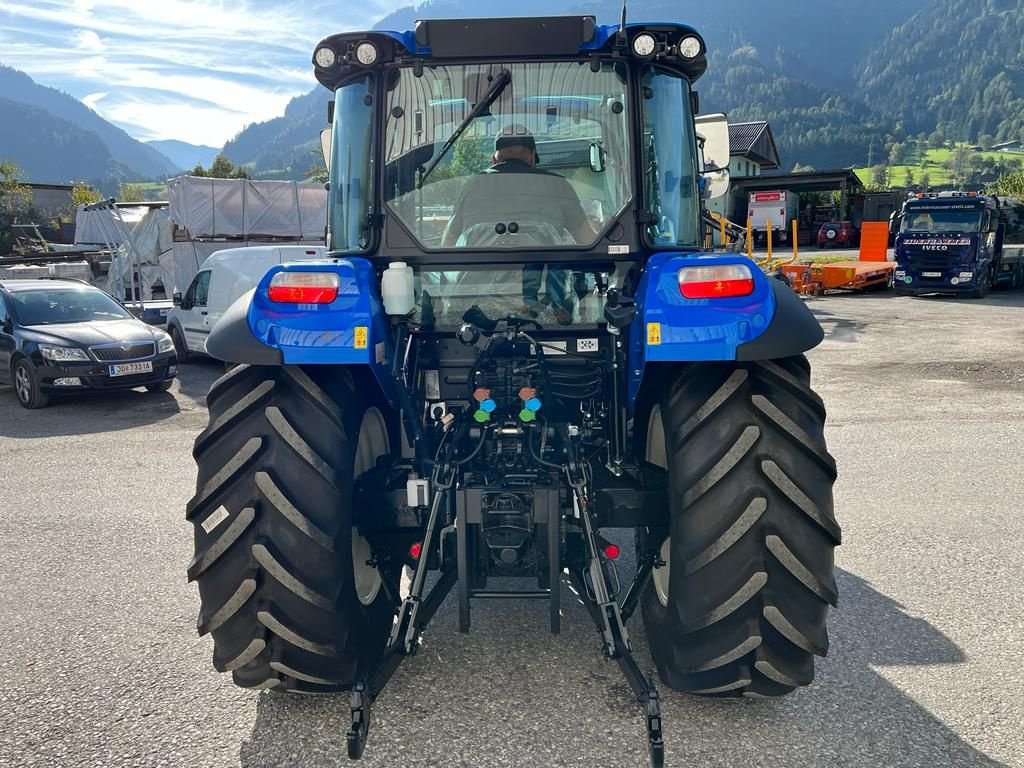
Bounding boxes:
[172,292,182,307]
[695,113,731,200]
[589,142,606,173]
[1,319,12,334]
[320,127,332,167]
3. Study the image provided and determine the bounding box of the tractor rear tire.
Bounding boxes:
[187,364,395,693]
[638,356,840,697]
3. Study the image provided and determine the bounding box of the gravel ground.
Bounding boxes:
[1,288,1022,768]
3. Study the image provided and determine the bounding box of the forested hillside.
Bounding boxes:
[859,0,1024,145]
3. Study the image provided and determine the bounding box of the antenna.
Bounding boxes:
[617,1,628,47]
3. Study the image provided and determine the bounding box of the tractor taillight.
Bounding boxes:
[678,264,755,300]
[268,271,340,304]
[409,542,423,560]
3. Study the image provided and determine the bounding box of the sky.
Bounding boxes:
[0,0,400,147]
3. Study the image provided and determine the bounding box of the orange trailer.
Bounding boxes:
[780,260,895,295]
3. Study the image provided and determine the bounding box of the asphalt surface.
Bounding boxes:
[1,289,1023,768]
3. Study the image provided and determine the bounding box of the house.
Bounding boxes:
[992,140,1023,153]
[706,121,782,227]
[727,121,781,178]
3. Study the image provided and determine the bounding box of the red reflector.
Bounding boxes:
[409,542,422,559]
[678,265,755,300]
[268,271,340,304]
[604,544,620,560]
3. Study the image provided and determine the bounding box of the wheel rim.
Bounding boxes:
[15,365,31,404]
[645,405,671,607]
[352,407,389,606]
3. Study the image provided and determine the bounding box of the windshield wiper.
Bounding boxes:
[417,69,512,189]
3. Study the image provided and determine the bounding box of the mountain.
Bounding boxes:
[226,0,1024,174]
[858,0,1024,144]
[0,97,128,183]
[145,140,221,172]
[0,65,178,180]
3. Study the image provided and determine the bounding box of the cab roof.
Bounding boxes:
[313,17,707,89]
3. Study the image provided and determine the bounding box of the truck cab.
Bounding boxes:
[893,192,1008,298]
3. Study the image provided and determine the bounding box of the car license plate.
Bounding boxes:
[922,271,942,278]
[109,361,153,377]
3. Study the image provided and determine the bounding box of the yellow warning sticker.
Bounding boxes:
[354,326,368,349]
[647,322,662,346]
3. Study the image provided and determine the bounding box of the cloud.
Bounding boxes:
[73,29,104,52]
[0,0,402,146]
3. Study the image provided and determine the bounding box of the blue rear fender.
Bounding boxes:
[628,253,823,404]
[206,258,397,402]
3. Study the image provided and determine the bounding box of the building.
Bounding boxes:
[706,121,782,224]
[25,183,89,218]
[727,121,781,178]
[992,140,1023,153]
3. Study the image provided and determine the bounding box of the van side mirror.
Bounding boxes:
[589,142,606,173]
[172,292,183,307]
[320,127,332,166]
[694,113,731,200]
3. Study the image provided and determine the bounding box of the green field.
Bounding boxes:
[854,145,1024,189]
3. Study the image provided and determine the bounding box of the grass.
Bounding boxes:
[854,144,1024,189]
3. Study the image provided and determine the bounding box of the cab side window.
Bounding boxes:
[194,271,211,307]
[0,296,9,328]
[185,271,211,308]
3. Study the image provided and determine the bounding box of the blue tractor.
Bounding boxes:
[187,16,840,766]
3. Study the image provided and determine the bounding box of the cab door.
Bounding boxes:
[181,270,212,352]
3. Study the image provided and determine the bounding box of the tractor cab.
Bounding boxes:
[316,17,727,328]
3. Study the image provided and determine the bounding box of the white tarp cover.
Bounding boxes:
[74,204,153,246]
[167,176,327,239]
[105,208,176,301]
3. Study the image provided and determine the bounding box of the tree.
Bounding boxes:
[191,153,249,179]
[919,172,931,191]
[988,171,1024,197]
[888,142,906,166]
[1,161,33,253]
[119,183,146,202]
[978,133,995,151]
[791,162,816,173]
[904,168,915,188]
[871,164,890,188]
[928,130,946,149]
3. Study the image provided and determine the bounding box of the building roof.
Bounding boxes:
[741,168,864,194]
[729,121,781,170]
[25,183,79,191]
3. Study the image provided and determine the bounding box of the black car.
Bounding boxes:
[0,279,177,409]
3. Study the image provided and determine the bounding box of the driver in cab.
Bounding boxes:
[441,125,595,248]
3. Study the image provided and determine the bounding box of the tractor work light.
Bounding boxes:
[268,271,340,304]
[678,35,702,59]
[678,264,755,300]
[355,41,378,65]
[632,33,656,58]
[314,45,337,68]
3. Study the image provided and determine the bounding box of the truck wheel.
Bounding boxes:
[973,269,992,299]
[637,357,840,697]
[187,364,396,692]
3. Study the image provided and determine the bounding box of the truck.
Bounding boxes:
[747,190,799,245]
[186,17,840,767]
[893,192,1024,297]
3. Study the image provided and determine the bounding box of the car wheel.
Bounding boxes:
[13,359,49,409]
[170,325,189,363]
[146,380,174,393]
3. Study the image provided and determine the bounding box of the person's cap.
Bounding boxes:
[495,124,539,161]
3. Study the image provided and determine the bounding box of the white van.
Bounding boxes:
[167,245,326,361]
